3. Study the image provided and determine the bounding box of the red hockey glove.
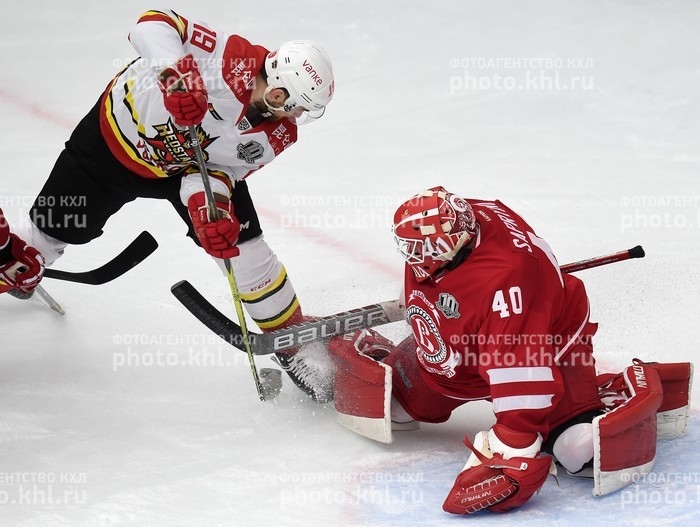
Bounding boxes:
[157,54,208,126]
[443,425,553,515]
[187,192,240,259]
[0,234,46,294]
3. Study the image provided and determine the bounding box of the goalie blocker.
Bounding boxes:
[328,330,693,502]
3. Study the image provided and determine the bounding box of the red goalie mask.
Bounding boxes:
[392,186,477,282]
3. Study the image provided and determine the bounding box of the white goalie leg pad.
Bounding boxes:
[592,364,663,496]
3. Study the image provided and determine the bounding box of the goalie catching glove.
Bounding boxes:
[443,424,555,515]
[187,192,240,259]
[157,54,208,126]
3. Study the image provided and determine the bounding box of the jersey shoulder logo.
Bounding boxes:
[237,140,264,163]
[437,292,460,319]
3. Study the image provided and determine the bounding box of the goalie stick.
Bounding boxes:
[43,231,158,285]
[172,245,645,356]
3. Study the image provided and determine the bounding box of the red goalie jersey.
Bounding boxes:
[395,199,602,437]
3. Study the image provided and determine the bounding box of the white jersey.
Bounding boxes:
[99,9,297,198]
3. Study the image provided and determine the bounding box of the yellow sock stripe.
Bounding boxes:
[252,297,300,330]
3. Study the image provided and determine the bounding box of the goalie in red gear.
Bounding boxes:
[329,186,692,515]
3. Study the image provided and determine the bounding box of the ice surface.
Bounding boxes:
[1,1,699,525]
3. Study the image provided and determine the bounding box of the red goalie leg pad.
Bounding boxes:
[593,363,663,496]
[599,360,693,441]
[646,360,693,439]
[328,330,394,443]
[651,361,692,412]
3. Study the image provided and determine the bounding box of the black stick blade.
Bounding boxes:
[171,280,248,350]
[628,245,645,259]
[44,231,158,285]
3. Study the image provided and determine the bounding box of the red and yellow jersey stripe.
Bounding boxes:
[136,10,189,43]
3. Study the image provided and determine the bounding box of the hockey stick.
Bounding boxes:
[35,285,65,315]
[559,245,644,273]
[172,245,645,356]
[187,125,281,401]
[43,231,158,285]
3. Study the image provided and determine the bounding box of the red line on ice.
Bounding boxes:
[0,88,77,130]
[257,206,399,279]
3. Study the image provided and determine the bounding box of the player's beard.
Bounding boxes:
[251,100,280,121]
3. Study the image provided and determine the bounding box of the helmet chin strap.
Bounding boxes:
[261,84,323,125]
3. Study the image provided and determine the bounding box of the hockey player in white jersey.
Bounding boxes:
[3,9,335,401]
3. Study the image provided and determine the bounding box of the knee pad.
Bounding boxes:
[552,422,594,474]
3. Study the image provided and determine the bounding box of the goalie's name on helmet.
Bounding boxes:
[271,308,390,351]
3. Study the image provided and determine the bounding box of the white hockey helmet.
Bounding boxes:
[264,40,334,122]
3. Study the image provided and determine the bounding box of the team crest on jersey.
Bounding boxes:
[436,293,460,319]
[407,293,461,379]
[406,305,447,365]
[143,120,218,176]
[237,140,264,163]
